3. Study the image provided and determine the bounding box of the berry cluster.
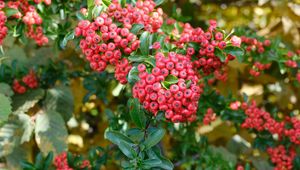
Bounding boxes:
[132,52,202,122]
[1,0,50,45]
[54,152,90,170]
[240,36,271,54]
[0,2,7,45]
[75,0,163,84]
[267,145,296,170]
[203,108,216,125]
[284,117,300,145]
[168,20,237,76]
[249,62,271,77]
[12,70,39,94]
[115,58,132,84]
[240,101,284,135]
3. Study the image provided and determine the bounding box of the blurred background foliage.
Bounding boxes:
[1,0,300,169]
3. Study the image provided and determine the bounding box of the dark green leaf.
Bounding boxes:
[104,130,134,146]
[214,47,226,62]
[143,128,165,150]
[128,98,146,129]
[0,93,12,121]
[118,141,136,159]
[161,75,178,89]
[140,31,150,55]
[141,159,162,169]
[127,66,140,84]
[130,24,144,34]
[224,46,244,62]
[4,8,19,18]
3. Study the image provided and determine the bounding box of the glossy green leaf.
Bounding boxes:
[140,31,150,55]
[143,128,165,150]
[128,98,146,129]
[214,47,226,62]
[224,46,244,62]
[130,24,144,34]
[118,140,136,159]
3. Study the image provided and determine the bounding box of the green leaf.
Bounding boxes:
[12,88,45,115]
[119,0,126,7]
[102,0,112,7]
[60,31,75,49]
[118,141,136,159]
[104,130,134,145]
[44,151,54,169]
[35,110,68,155]
[143,128,165,150]
[224,46,244,62]
[0,93,12,121]
[87,0,94,10]
[154,0,165,6]
[128,98,146,129]
[20,161,35,170]
[6,143,30,170]
[126,128,144,142]
[214,47,226,62]
[146,148,173,170]
[127,66,140,84]
[34,152,44,169]
[92,5,103,18]
[0,83,14,97]
[161,75,178,89]
[142,159,162,169]
[130,24,144,34]
[128,55,156,67]
[44,86,74,122]
[140,31,150,55]
[76,11,86,20]
[3,8,19,18]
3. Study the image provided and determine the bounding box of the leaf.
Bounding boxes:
[119,0,126,8]
[0,93,12,121]
[146,147,173,170]
[60,31,75,49]
[118,141,136,159]
[104,130,134,145]
[143,128,165,150]
[214,47,226,62]
[126,128,144,142]
[140,31,150,55]
[224,46,245,62]
[12,89,45,115]
[161,75,178,89]
[0,83,14,97]
[44,152,54,169]
[141,159,162,169]
[76,11,86,20]
[102,0,112,7]
[3,8,19,18]
[44,86,74,122]
[128,98,146,129]
[154,0,164,6]
[92,5,103,18]
[127,66,140,84]
[130,24,144,34]
[35,110,68,155]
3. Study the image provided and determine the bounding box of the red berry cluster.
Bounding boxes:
[54,152,90,170]
[75,0,163,84]
[0,2,7,45]
[203,108,216,125]
[240,101,284,135]
[2,0,49,45]
[132,52,202,122]
[115,58,132,84]
[241,36,271,54]
[168,20,236,76]
[267,145,296,170]
[249,62,271,77]
[284,117,300,145]
[12,70,39,94]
